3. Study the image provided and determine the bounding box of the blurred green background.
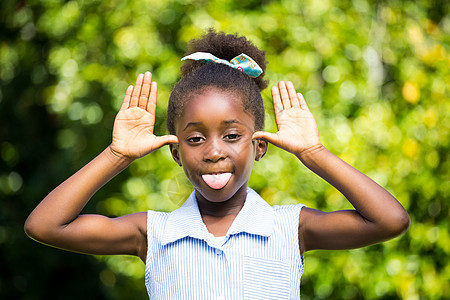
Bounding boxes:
[1,0,449,299]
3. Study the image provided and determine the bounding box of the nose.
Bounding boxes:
[203,138,227,163]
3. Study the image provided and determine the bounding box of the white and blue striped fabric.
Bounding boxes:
[145,188,305,299]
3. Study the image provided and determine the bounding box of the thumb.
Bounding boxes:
[153,135,179,149]
[252,131,279,145]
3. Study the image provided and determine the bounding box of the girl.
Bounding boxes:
[25,30,410,299]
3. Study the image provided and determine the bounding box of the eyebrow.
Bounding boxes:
[182,120,241,131]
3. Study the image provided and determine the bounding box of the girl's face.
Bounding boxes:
[171,88,267,204]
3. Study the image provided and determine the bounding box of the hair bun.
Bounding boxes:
[180,28,268,91]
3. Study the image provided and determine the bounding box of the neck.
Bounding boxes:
[195,185,248,218]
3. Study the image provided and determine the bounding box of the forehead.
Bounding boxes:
[177,88,255,131]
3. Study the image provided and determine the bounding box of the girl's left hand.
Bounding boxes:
[253,81,321,157]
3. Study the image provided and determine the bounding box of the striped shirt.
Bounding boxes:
[145,188,306,299]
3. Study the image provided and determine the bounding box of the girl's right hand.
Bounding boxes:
[110,72,178,160]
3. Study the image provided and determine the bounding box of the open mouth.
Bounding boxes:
[201,172,232,190]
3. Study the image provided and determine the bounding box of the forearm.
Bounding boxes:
[25,146,132,239]
[297,144,409,233]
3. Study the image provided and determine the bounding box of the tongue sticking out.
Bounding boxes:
[202,173,232,189]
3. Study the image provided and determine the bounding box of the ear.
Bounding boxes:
[170,144,182,166]
[254,139,268,161]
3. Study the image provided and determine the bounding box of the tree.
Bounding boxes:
[1,0,448,298]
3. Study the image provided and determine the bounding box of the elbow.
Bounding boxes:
[25,213,67,245]
[24,215,50,243]
[384,209,410,238]
[24,215,39,241]
[399,211,411,233]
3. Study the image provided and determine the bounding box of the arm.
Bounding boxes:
[24,72,178,260]
[253,81,410,254]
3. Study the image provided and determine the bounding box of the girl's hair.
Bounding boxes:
[167,29,268,135]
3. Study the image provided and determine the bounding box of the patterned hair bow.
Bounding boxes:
[181,52,263,78]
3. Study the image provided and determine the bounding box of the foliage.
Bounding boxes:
[1,0,449,299]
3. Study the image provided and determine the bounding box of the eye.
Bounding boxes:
[187,136,204,143]
[224,134,240,140]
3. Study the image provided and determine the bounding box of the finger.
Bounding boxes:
[153,135,179,149]
[130,73,144,107]
[121,85,134,110]
[138,72,152,110]
[287,81,301,108]
[271,86,283,115]
[252,131,279,145]
[297,92,310,111]
[147,81,157,114]
[278,81,291,109]
[162,135,179,145]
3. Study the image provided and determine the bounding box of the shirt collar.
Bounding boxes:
[161,188,274,246]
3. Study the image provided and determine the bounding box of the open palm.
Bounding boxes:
[110,72,178,160]
[253,81,321,157]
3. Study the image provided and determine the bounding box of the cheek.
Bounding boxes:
[179,147,200,168]
[179,155,199,183]
[244,137,257,153]
[238,140,257,164]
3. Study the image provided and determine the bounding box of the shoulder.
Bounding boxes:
[272,203,306,220]
[119,210,172,235]
[271,203,306,233]
[146,210,170,223]
[272,203,306,212]
[248,188,306,223]
[128,210,172,261]
[145,210,171,238]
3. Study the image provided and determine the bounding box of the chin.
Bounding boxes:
[195,183,247,203]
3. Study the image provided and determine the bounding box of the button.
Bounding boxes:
[215,248,223,255]
[217,295,225,300]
